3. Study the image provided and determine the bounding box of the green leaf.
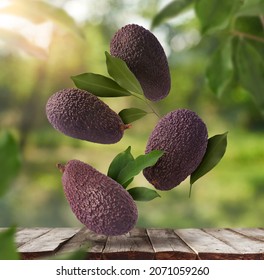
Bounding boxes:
[122,178,134,188]
[0,131,21,197]
[234,16,264,38]
[151,0,193,29]
[233,16,264,58]
[117,150,164,186]
[105,51,143,95]
[190,132,228,186]
[247,40,264,60]
[118,108,148,124]
[236,0,264,16]
[107,146,134,182]
[195,0,241,34]
[128,187,161,201]
[71,73,131,97]
[0,227,20,260]
[206,39,234,97]
[235,39,264,112]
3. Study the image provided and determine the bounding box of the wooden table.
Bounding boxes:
[3,227,264,260]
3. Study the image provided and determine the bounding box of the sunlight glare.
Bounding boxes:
[0,0,11,9]
[0,14,54,58]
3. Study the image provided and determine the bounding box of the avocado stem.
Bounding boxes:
[130,92,161,119]
[123,124,132,130]
[188,184,193,198]
[57,163,65,173]
[145,99,161,119]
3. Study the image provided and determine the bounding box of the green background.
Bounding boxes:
[0,0,264,229]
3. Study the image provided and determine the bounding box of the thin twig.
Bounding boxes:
[143,99,161,119]
[231,30,264,43]
[131,93,161,119]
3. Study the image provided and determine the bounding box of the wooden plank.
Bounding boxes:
[1,227,263,260]
[147,229,196,260]
[175,228,240,260]
[204,228,264,260]
[16,228,51,247]
[58,227,107,260]
[231,228,264,242]
[18,228,79,259]
[103,228,154,260]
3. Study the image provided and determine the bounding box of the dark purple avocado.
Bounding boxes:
[110,24,171,102]
[143,109,208,190]
[46,88,127,144]
[58,160,138,236]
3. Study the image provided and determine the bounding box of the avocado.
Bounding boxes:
[110,24,171,101]
[46,88,127,144]
[143,109,208,190]
[58,160,138,236]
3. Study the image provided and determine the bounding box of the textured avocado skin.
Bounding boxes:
[62,160,138,236]
[110,24,171,101]
[143,109,208,190]
[46,88,124,144]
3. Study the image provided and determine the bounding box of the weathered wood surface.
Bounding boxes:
[59,227,107,260]
[147,229,196,260]
[5,227,264,260]
[175,228,241,260]
[103,228,154,260]
[17,228,79,259]
[204,228,264,260]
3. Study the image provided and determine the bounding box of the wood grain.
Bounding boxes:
[16,228,51,247]
[204,228,264,260]
[175,228,241,260]
[58,227,107,260]
[103,228,154,260]
[147,228,196,260]
[18,228,79,259]
[231,228,264,242]
[2,227,264,260]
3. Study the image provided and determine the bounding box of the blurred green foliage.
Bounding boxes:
[0,130,21,197]
[0,227,19,260]
[0,0,263,230]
